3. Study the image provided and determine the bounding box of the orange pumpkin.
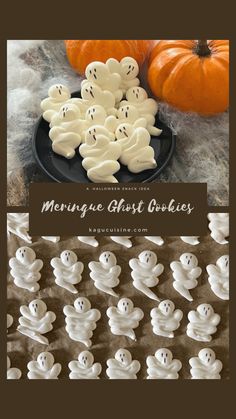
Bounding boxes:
[148,40,229,115]
[65,40,154,74]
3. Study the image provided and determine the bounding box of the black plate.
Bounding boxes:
[32,91,176,183]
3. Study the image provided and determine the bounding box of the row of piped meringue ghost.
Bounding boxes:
[7,213,229,246]
[9,246,229,301]
[8,297,221,346]
[7,347,223,380]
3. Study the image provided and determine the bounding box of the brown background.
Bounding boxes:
[1,0,234,416]
[7,231,229,379]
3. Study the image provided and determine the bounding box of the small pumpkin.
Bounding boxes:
[65,40,154,74]
[148,40,229,115]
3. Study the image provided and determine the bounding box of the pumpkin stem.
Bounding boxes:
[195,40,211,57]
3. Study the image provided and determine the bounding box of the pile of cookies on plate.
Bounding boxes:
[40,57,162,182]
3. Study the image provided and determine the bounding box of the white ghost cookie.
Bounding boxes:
[117,104,161,137]
[86,125,115,142]
[80,133,121,183]
[106,349,140,379]
[17,299,56,345]
[7,356,22,380]
[189,348,223,379]
[208,213,229,244]
[187,304,221,342]
[77,236,99,247]
[110,236,132,248]
[9,246,43,292]
[206,255,229,300]
[144,236,164,246]
[81,81,117,115]
[41,84,71,122]
[7,314,13,332]
[7,213,31,243]
[150,300,183,338]
[170,253,202,301]
[119,85,162,137]
[49,104,82,158]
[63,297,101,347]
[41,236,60,243]
[107,298,144,341]
[129,250,164,301]
[69,351,102,379]
[180,236,200,245]
[27,352,61,379]
[89,251,121,297]
[83,61,122,103]
[106,56,140,94]
[51,250,84,294]
[116,125,157,173]
[146,348,182,379]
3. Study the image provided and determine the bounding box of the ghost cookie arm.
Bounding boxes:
[206,264,219,276]
[127,360,140,375]
[153,263,164,276]
[189,357,201,369]
[211,313,221,326]
[31,259,43,271]
[187,310,199,323]
[170,261,183,273]
[146,356,157,368]
[63,305,77,317]
[92,363,102,376]
[110,265,121,276]
[19,306,33,320]
[133,118,147,129]
[50,257,63,269]
[129,258,140,271]
[169,360,182,372]
[189,267,202,279]
[72,261,84,274]
[131,307,144,321]
[49,363,61,378]
[89,261,107,275]
[212,360,223,374]
[105,115,118,133]
[173,309,183,321]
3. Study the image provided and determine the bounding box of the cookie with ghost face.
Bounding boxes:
[63,297,101,347]
[7,356,22,380]
[170,253,202,301]
[106,56,140,94]
[27,352,61,379]
[146,348,182,379]
[106,298,144,341]
[89,251,121,297]
[187,303,221,342]
[80,134,121,183]
[189,348,223,379]
[51,250,84,294]
[41,84,71,122]
[81,81,117,115]
[83,61,122,103]
[129,250,164,301]
[150,300,183,338]
[207,255,229,300]
[17,299,56,345]
[9,246,43,292]
[121,86,158,116]
[106,349,140,379]
[69,351,102,379]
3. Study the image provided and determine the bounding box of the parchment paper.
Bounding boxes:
[7,234,229,379]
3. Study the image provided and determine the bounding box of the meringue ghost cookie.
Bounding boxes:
[146,349,182,379]
[17,299,56,345]
[41,236,60,243]
[9,246,43,292]
[170,253,202,301]
[150,300,183,338]
[7,213,31,243]
[144,236,164,246]
[206,255,229,300]
[129,250,164,301]
[7,356,22,379]
[86,125,115,142]
[27,352,61,379]
[121,86,158,116]
[107,298,144,341]
[83,61,122,103]
[189,348,223,379]
[208,213,229,244]
[187,304,221,342]
[81,105,117,141]
[81,81,117,115]
[89,251,121,297]
[116,125,157,173]
[51,250,84,294]
[63,297,101,347]
[106,349,140,379]
[77,236,99,247]
[41,84,71,122]
[80,134,121,183]
[180,236,200,245]
[106,57,140,94]
[110,236,132,248]
[69,351,102,379]
[7,314,13,332]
